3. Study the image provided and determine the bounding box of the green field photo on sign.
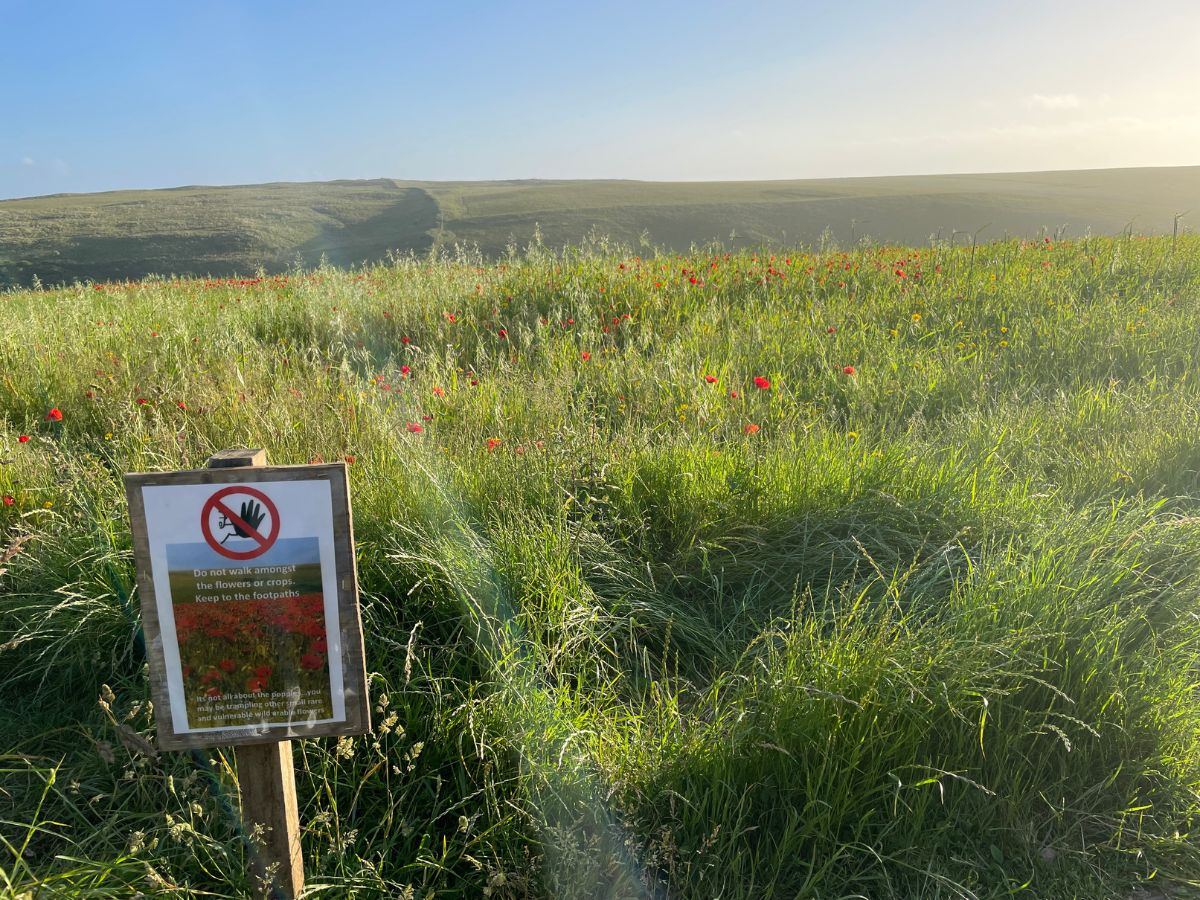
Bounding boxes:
[166,537,332,729]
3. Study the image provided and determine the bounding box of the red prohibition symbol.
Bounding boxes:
[200,485,281,560]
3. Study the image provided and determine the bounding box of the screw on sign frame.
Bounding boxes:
[200,485,281,560]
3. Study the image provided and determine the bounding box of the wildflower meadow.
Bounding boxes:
[2,234,1199,897]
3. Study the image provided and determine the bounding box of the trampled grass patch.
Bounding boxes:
[1,235,1199,897]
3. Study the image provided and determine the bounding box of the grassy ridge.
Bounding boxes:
[1,235,1199,897]
[0,179,438,288]
[3,166,1199,288]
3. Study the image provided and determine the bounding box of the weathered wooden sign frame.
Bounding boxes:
[124,458,371,751]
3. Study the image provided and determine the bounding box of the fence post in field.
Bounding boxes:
[207,448,304,900]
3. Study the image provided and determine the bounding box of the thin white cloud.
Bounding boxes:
[850,113,1200,148]
[20,156,35,166]
[1029,93,1082,110]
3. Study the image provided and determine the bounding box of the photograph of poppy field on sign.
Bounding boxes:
[165,537,334,729]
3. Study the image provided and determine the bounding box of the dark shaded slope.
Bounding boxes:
[0,180,439,287]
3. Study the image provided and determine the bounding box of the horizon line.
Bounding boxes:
[4,162,1197,204]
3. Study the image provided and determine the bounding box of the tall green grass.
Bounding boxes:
[1,235,1199,897]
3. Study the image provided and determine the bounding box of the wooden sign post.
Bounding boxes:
[125,449,370,899]
[212,450,302,898]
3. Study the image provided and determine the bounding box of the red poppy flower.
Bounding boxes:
[406,422,423,433]
[177,401,186,410]
[136,398,148,406]
[581,351,591,361]
[18,435,29,443]
[2,495,13,506]
[433,386,446,397]
[498,328,508,339]
[300,652,324,671]
[704,375,718,384]
[487,438,502,452]
[400,365,411,377]
[219,658,237,673]
[344,454,356,464]
[826,326,837,334]
[85,390,96,399]
[401,335,412,344]
[729,391,739,399]
[254,665,272,680]
[754,377,771,390]
[842,366,856,376]
[470,378,479,386]
[246,677,266,693]
[743,423,760,434]
[45,408,62,422]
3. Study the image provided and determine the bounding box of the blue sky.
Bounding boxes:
[3,0,1198,199]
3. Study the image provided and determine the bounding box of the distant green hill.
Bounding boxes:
[2,167,1197,287]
